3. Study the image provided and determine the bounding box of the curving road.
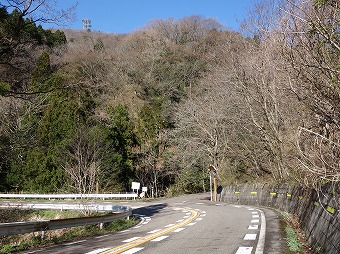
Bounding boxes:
[18,193,286,254]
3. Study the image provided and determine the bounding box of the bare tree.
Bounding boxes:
[61,127,106,194]
[279,0,340,186]
[281,0,339,133]
[1,0,76,25]
[173,78,240,179]
[238,0,339,185]
[0,96,23,176]
[233,38,292,180]
[147,16,223,44]
[297,127,339,184]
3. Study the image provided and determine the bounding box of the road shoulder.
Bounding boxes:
[261,208,287,254]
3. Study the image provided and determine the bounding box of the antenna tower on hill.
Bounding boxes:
[82,19,91,31]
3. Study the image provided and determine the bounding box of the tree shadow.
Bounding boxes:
[132,203,168,217]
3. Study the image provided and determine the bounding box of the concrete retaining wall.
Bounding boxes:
[220,183,339,254]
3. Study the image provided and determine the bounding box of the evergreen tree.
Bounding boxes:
[107,105,139,190]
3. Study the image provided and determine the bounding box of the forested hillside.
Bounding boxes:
[0,0,338,196]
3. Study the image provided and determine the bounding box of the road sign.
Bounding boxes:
[131,182,140,190]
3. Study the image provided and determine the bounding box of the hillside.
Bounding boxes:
[0,1,338,196]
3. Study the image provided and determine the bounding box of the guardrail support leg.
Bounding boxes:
[41,230,45,239]
[99,223,103,230]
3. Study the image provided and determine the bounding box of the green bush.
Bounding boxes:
[0,245,14,254]
[285,227,302,252]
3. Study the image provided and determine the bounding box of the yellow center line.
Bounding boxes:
[100,207,201,254]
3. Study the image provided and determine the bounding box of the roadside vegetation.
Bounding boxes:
[0,209,138,254]
[280,211,312,254]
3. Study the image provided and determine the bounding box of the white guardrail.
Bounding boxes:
[0,203,130,212]
[0,193,136,236]
[0,210,132,236]
[0,193,138,199]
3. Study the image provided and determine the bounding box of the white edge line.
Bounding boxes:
[151,235,169,242]
[147,229,162,234]
[63,240,86,246]
[121,247,144,254]
[85,248,110,254]
[122,237,141,243]
[236,247,253,254]
[255,209,266,254]
[173,227,185,232]
[95,234,110,238]
[133,216,146,228]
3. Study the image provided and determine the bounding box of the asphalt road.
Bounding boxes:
[16,193,286,254]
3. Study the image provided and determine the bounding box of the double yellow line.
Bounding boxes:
[100,207,201,254]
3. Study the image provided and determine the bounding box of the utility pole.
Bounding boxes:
[208,165,217,202]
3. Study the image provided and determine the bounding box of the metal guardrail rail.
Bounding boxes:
[0,193,138,199]
[0,203,130,212]
[0,210,132,236]
[0,193,136,236]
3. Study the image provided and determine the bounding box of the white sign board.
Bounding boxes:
[131,182,140,190]
[142,187,148,192]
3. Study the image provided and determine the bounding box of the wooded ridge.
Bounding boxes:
[0,0,338,197]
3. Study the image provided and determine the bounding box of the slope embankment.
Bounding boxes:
[220,183,339,254]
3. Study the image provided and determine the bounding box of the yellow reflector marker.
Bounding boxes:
[286,193,292,197]
[269,192,277,196]
[314,202,319,206]
[250,192,257,195]
[235,191,240,194]
[327,206,335,214]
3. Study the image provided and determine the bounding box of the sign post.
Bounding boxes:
[213,175,217,202]
[208,165,217,202]
[131,182,140,199]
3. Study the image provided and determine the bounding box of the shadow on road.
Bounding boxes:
[132,203,168,217]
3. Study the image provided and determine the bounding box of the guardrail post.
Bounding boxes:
[99,223,103,229]
[41,230,45,239]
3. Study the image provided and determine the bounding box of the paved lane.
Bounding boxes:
[125,201,265,254]
[17,193,285,254]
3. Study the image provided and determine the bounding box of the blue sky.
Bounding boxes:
[53,0,254,33]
